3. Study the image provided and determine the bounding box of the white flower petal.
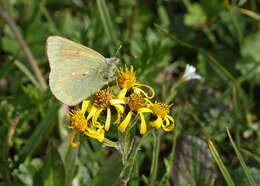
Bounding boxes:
[183,64,203,81]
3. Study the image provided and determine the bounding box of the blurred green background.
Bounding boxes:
[1,0,260,185]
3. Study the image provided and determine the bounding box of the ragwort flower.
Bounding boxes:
[147,100,175,132]
[85,89,125,131]
[118,93,152,134]
[68,107,105,147]
[117,65,155,99]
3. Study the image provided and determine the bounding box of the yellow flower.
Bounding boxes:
[68,108,105,147]
[118,93,152,134]
[147,101,175,132]
[85,89,125,131]
[117,65,155,100]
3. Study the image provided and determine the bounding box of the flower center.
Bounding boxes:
[151,102,172,118]
[94,90,112,109]
[69,110,87,132]
[128,93,143,111]
[117,65,136,89]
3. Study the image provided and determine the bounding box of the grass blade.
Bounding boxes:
[241,148,260,163]
[0,59,15,80]
[226,128,256,186]
[14,60,40,88]
[19,103,60,162]
[203,131,235,186]
[96,0,117,44]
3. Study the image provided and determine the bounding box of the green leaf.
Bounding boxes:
[42,144,66,186]
[89,152,121,186]
[171,136,217,185]
[0,59,15,80]
[58,136,79,185]
[241,33,260,61]
[184,3,207,28]
[19,103,59,162]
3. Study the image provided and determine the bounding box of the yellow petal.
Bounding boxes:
[93,108,103,124]
[138,107,152,113]
[111,99,126,105]
[105,108,111,131]
[113,104,125,114]
[164,116,170,127]
[113,104,123,123]
[118,111,132,132]
[167,115,174,122]
[139,112,147,134]
[86,106,97,121]
[81,100,90,114]
[162,116,175,132]
[150,117,162,129]
[117,88,128,99]
[107,85,118,91]
[69,131,80,147]
[135,83,155,99]
[85,128,105,142]
[94,121,104,129]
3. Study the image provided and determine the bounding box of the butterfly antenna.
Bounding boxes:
[115,45,122,57]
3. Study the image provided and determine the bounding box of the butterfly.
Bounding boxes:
[47,36,118,105]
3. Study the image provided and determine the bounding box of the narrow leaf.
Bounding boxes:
[43,144,66,186]
[96,0,117,44]
[19,103,59,162]
[226,128,256,186]
[206,134,235,186]
[88,152,121,186]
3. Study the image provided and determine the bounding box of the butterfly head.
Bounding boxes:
[104,57,120,80]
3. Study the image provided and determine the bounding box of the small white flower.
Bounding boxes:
[183,64,203,81]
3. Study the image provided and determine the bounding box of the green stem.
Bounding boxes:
[103,138,119,149]
[224,0,243,43]
[150,129,161,185]
[119,130,152,185]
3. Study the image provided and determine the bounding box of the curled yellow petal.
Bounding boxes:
[162,116,175,132]
[92,108,103,124]
[94,121,104,129]
[117,88,128,99]
[118,111,132,132]
[105,108,111,131]
[82,100,91,114]
[69,131,80,148]
[135,83,155,99]
[86,106,97,121]
[113,104,125,114]
[113,104,125,123]
[150,117,162,129]
[139,112,147,135]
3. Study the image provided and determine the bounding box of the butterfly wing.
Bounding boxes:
[46,36,106,69]
[49,57,109,105]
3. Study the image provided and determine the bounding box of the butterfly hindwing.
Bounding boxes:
[47,36,106,69]
[49,57,108,105]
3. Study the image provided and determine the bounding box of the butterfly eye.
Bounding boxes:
[82,72,89,76]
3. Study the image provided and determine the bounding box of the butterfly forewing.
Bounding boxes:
[47,36,106,69]
[49,57,108,105]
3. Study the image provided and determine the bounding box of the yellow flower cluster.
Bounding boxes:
[68,65,175,147]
